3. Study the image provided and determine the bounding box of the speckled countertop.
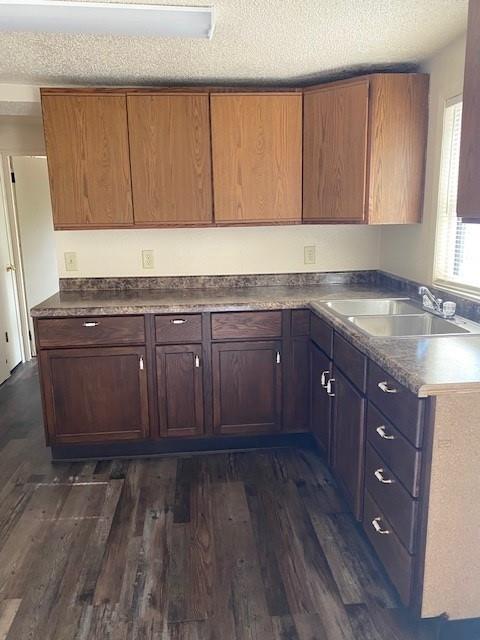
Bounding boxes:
[31,283,480,398]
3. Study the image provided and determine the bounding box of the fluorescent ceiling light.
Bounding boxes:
[0,0,215,39]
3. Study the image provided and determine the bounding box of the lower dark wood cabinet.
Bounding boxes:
[284,337,310,432]
[156,344,204,437]
[212,340,282,435]
[40,346,149,444]
[310,343,332,456]
[331,366,366,520]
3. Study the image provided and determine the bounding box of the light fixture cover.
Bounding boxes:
[0,0,215,39]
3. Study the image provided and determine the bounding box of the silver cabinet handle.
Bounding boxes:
[374,468,394,484]
[378,381,398,394]
[376,425,395,440]
[372,517,390,535]
[82,321,99,327]
[321,370,330,388]
[139,356,144,371]
[276,351,281,364]
[326,378,335,397]
[171,318,187,324]
[195,355,200,368]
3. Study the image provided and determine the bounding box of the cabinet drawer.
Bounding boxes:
[365,444,419,553]
[333,332,367,393]
[368,361,425,447]
[211,311,282,340]
[367,403,422,497]
[291,310,310,336]
[363,491,414,606]
[155,314,202,343]
[37,316,145,348]
[310,313,333,357]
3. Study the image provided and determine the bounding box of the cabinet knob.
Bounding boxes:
[374,468,394,484]
[371,517,390,535]
[82,321,99,327]
[171,318,187,325]
[276,351,281,364]
[378,381,398,394]
[326,378,335,397]
[195,355,201,368]
[320,370,330,388]
[376,425,395,440]
[139,356,144,371]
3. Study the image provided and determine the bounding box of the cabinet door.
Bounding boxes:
[127,94,213,226]
[310,343,332,456]
[40,347,149,444]
[331,367,366,520]
[211,93,302,223]
[303,81,369,222]
[284,337,310,432]
[212,341,282,435]
[156,344,204,438]
[41,94,133,228]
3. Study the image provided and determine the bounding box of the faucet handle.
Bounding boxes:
[442,301,456,318]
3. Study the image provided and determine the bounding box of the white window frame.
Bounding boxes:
[433,95,480,300]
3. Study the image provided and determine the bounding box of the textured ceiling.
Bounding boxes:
[0,0,468,85]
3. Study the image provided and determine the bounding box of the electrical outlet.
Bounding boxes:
[142,249,155,269]
[304,245,316,265]
[64,251,78,272]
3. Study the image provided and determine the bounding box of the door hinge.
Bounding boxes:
[5,331,8,343]
[139,356,144,371]
[28,330,32,341]
[10,171,15,184]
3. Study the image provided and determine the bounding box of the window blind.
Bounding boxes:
[434,98,480,293]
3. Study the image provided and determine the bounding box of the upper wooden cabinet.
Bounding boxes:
[41,92,133,228]
[457,0,480,221]
[303,74,429,224]
[210,93,302,223]
[127,94,213,225]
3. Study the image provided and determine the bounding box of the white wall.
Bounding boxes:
[56,225,381,277]
[0,115,45,154]
[379,35,467,284]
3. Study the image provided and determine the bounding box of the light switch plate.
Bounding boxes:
[304,245,316,265]
[64,251,78,271]
[142,249,155,269]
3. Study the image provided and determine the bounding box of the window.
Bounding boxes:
[434,97,480,296]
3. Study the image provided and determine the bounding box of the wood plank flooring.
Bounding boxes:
[1,362,480,640]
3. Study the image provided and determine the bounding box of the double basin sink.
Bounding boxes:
[324,298,479,338]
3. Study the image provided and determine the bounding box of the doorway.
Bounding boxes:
[0,155,58,384]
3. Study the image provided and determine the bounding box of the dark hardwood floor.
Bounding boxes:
[1,362,480,640]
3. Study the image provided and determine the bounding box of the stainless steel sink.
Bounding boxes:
[347,314,471,337]
[325,298,421,316]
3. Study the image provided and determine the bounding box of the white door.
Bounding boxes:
[0,177,22,382]
[11,156,58,355]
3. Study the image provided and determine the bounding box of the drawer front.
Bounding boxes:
[363,491,414,606]
[211,311,282,340]
[368,361,425,447]
[155,314,202,343]
[291,310,310,336]
[365,443,419,553]
[333,332,367,393]
[367,402,422,497]
[37,316,145,348]
[310,313,333,357]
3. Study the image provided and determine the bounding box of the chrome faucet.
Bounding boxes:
[418,286,456,319]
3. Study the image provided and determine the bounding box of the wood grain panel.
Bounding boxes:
[284,337,310,432]
[211,93,302,223]
[310,314,333,357]
[211,311,282,340]
[36,316,145,348]
[212,340,282,434]
[41,94,133,228]
[127,94,213,225]
[303,80,369,222]
[333,332,367,393]
[156,344,204,437]
[367,74,429,224]
[457,0,480,220]
[40,347,149,444]
[310,343,332,456]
